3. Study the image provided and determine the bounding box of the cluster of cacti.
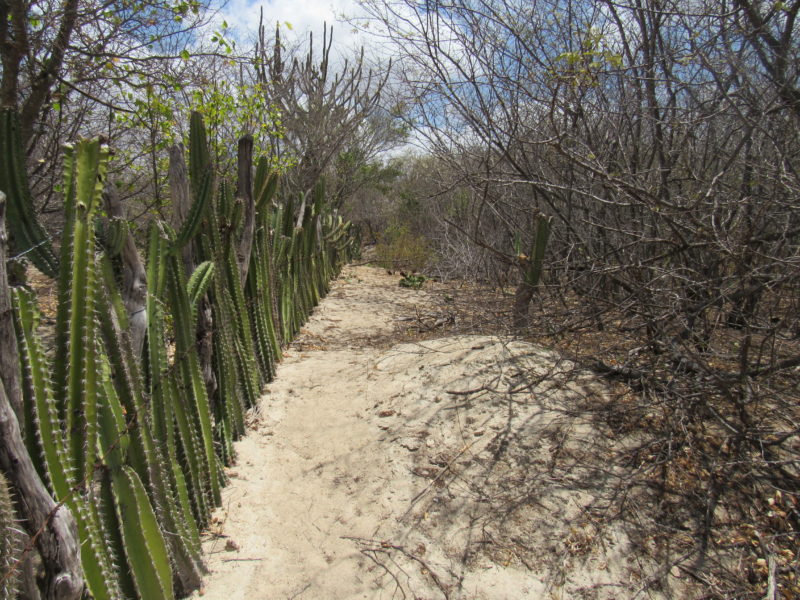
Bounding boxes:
[267,179,357,343]
[1,110,359,598]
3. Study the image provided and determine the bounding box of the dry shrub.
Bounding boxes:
[374,223,431,272]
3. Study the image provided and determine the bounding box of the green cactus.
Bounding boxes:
[53,140,108,485]
[12,287,121,600]
[187,260,215,316]
[7,114,360,600]
[112,467,175,600]
[147,225,212,525]
[175,167,213,249]
[97,251,204,593]
[523,214,551,288]
[102,217,129,257]
[12,287,70,493]
[189,111,211,198]
[165,249,222,505]
[246,225,281,380]
[0,472,21,600]
[254,158,278,213]
[0,109,59,277]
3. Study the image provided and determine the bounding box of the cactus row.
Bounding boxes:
[4,112,358,599]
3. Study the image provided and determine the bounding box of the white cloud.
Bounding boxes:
[210,0,371,52]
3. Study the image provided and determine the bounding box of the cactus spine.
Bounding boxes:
[0,472,21,600]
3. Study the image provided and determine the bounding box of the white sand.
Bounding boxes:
[192,266,680,600]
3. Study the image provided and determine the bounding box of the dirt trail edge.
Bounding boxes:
[191,265,677,600]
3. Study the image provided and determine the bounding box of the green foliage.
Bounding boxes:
[553,28,623,87]
[399,273,426,288]
[189,82,286,168]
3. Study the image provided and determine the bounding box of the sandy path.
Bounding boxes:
[192,266,675,600]
[194,265,442,599]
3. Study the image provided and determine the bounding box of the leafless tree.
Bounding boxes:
[354,0,800,594]
[251,16,392,195]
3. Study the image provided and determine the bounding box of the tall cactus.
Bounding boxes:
[513,213,551,328]
[523,214,551,289]
[0,109,59,277]
[97,252,204,594]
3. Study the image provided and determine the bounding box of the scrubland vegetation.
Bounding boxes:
[0,0,797,598]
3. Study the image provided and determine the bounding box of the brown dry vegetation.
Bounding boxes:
[377,268,800,599]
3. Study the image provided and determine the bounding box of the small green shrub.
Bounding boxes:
[399,273,426,288]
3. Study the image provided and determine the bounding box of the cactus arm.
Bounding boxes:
[189,112,211,199]
[64,140,108,484]
[255,167,278,214]
[175,169,213,249]
[165,252,221,504]
[168,372,211,523]
[52,144,78,425]
[11,288,71,496]
[0,109,59,276]
[97,352,129,472]
[0,472,22,599]
[187,260,215,316]
[99,470,138,599]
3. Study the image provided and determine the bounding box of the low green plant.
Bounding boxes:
[399,273,426,289]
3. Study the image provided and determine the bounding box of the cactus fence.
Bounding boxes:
[0,109,358,599]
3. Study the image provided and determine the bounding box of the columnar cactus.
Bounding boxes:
[7,112,359,600]
[0,109,59,277]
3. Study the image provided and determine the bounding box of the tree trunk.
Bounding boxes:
[0,192,84,600]
[103,185,147,359]
[0,203,23,424]
[236,134,255,284]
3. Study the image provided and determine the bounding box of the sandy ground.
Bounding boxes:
[192,266,679,600]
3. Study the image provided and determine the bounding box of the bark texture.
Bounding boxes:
[103,185,147,359]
